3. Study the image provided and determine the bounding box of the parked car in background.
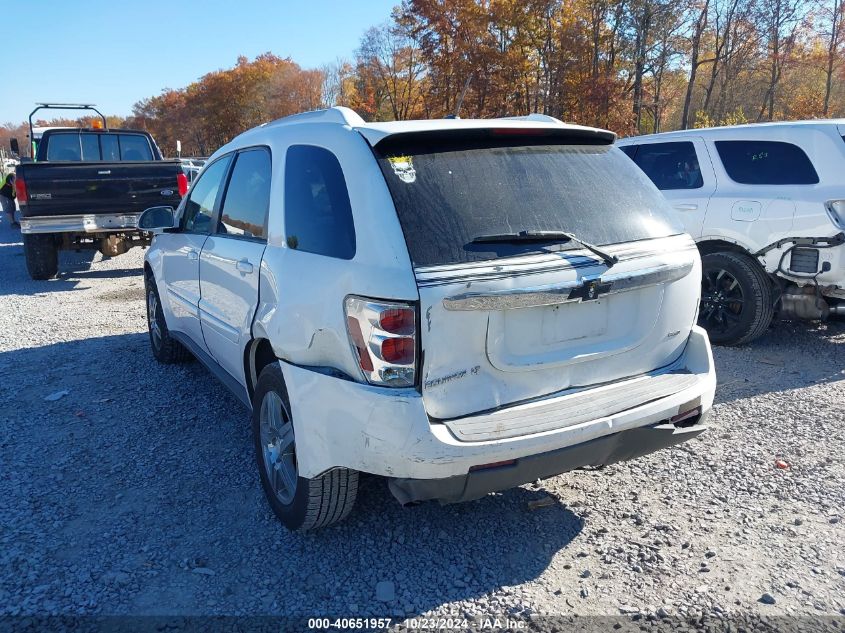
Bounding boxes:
[14,104,187,279]
[179,159,201,183]
[617,121,845,345]
[139,107,716,531]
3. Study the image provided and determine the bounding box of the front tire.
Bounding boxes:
[23,233,59,280]
[699,251,774,346]
[252,363,358,531]
[144,275,192,363]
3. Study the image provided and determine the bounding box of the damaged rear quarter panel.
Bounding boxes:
[251,123,418,381]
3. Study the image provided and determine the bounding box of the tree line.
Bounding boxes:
[4,0,845,157]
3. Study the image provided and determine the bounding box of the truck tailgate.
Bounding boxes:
[19,161,183,217]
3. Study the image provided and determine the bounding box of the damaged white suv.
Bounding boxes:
[139,107,716,531]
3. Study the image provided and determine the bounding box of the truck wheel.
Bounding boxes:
[252,363,358,531]
[144,275,192,364]
[23,234,59,280]
[699,251,774,346]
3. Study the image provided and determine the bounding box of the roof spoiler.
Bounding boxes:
[370,126,616,152]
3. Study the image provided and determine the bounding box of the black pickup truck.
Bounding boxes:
[15,106,186,279]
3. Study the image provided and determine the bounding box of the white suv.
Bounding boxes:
[139,107,716,531]
[617,121,845,345]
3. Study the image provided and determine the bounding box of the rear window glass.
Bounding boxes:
[81,134,100,161]
[628,141,703,190]
[46,134,81,161]
[376,139,683,267]
[714,140,818,185]
[44,132,153,161]
[118,134,153,161]
[101,135,120,161]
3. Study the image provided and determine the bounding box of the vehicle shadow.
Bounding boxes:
[712,318,845,405]
[1,333,584,618]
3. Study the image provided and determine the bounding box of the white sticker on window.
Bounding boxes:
[388,156,416,183]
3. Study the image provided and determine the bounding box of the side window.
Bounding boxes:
[45,134,81,161]
[101,135,120,161]
[182,155,232,234]
[631,141,703,190]
[118,134,153,161]
[81,134,101,161]
[284,145,355,259]
[218,148,271,240]
[714,140,819,185]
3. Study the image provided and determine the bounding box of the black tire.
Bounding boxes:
[699,251,774,346]
[23,233,59,280]
[144,274,192,364]
[252,363,358,531]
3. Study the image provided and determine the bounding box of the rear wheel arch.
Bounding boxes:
[696,239,750,258]
[246,338,279,400]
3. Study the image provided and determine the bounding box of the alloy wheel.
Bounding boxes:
[148,289,162,349]
[259,391,297,505]
[699,267,745,336]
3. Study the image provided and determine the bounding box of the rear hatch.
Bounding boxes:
[372,129,700,420]
[19,161,183,217]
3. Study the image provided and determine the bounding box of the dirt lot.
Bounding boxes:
[0,221,843,629]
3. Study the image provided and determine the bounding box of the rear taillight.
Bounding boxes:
[344,296,417,387]
[15,177,27,204]
[177,172,189,197]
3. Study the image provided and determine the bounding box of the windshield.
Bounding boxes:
[376,139,684,267]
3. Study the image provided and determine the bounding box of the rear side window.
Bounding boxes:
[46,134,81,161]
[715,140,818,185]
[627,141,702,190]
[376,139,683,267]
[284,145,355,259]
[218,148,271,240]
[118,134,153,161]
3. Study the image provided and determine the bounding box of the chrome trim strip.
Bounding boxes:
[442,260,694,311]
[20,213,141,234]
[414,234,697,288]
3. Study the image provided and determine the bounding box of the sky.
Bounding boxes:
[3,0,399,124]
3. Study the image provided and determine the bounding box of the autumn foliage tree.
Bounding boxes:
[5,0,845,158]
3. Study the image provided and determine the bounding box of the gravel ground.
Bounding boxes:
[0,219,843,629]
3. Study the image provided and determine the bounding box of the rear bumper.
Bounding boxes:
[389,415,708,504]
[281,326,716,488]
[20,213,142,234]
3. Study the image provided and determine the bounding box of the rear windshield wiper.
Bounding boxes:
[470,230,619,268]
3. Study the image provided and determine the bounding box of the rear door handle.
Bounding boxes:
[236,259,254,274]
[673,203,699,211]
[186,249,199,261]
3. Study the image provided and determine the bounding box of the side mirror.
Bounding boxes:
[138,206,176,232]
[10,138,19,155]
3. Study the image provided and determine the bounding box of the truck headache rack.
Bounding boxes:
[29,103,109,147]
